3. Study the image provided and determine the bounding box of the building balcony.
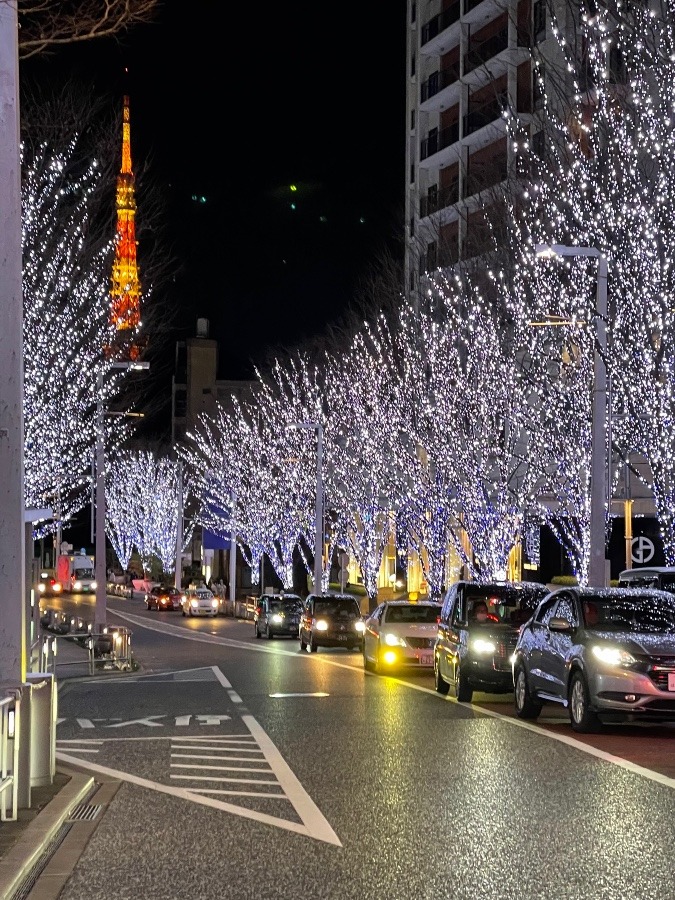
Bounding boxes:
[420,182,459,219]
[421,64,461,104]
[464,27,508,75]
[421,1,460,49]
[420,121,460,162]
[463,92,508,136]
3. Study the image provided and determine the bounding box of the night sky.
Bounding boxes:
[26,2,408,382]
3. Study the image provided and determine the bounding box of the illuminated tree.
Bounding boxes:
[106,451,191,575]
[507,1,675,563]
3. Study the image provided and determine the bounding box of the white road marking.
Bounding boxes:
[172,754,264,762]
[170,763,271,773]
[228,690,242,703]
[56,666,342,844]
[269,692,329,698]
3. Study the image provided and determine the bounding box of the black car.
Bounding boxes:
[299,593,365,652]
[434,580,549,702]
[254,593,303,639]
[513,586,675,732]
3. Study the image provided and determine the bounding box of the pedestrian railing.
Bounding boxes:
[34,622,134,676]
[0,691,19,821]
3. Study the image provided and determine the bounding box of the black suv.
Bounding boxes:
[299,594,365,652]
[254,593,303,639]
[434,580,548,702]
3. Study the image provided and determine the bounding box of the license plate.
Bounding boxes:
[337,635,348,641]
[419,654,432,666]
[668,673,675,691]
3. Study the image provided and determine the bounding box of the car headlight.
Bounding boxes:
[315,619,329,631]
[190,599,198,608]
[271,613,283,624]
[90,581,97,590]
[73,580,82,591]
[383,631,405,646]
[38,583,46,593]
[591,645,636,667]
[211,599,218,608]
[355,621,365,633]
[472,639,496,654]
[53,582,62,593]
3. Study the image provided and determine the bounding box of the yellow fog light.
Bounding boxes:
[383,650,397,665]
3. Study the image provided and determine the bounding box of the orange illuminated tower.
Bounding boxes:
[109,94,141,356]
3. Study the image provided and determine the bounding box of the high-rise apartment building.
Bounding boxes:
[405,0,555,291]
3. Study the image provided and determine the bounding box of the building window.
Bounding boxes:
[534,0,546,44]
[426,241,437,270]
[174,388,187,419]
[532,129,545,158]
[410,109,416,130]
[410,163,415,184]
[409,216,415,237]
[411,53,416,77]
[411,1,416,24]
[533,66,545,110]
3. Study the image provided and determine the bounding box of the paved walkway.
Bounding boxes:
[0,632,134,899]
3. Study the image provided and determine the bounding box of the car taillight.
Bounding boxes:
[256,607,262,616]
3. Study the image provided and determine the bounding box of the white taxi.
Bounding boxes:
[181,587,219,618]
[363,600,441,673]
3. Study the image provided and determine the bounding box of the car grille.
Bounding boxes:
[407,637,435,649]
[493,637,517,672]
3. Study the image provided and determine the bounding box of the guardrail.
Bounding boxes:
[36,609,134,676]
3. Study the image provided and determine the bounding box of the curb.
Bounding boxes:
[0,770,95,899]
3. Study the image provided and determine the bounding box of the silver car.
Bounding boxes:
[512,586,675,732]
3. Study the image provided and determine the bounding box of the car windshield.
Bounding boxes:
[73,566,92,577]
[583,593,675,633]
[314,599,359,618]
[466,585,547,625]
[269,600,301,613]
[386,605,439,624]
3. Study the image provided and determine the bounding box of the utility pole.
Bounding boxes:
[174,462,183,591]
[0,0,26,686]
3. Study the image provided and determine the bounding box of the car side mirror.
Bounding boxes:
[548,616,573,633]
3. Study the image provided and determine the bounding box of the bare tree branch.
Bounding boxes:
[16,0,161,59]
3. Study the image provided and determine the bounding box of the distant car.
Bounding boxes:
[36,570,62,596]
[363,600,441,673]
[434,580,549,702]
[181,587,219,618]
[145,585,183,611]
[299,593,365,652]
[254,594,303,639]
[513,586,675,732]
[618,566,675,594]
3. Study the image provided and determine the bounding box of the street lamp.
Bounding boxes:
[94,360,149,629]
[287,421,324,594]
[534,243,608,587]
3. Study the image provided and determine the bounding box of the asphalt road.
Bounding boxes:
[47,594,675,900]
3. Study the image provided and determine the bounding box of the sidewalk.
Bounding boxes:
[0,634,135,899]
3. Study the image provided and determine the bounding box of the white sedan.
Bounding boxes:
[181,588,219,617]
[363,600,442,673]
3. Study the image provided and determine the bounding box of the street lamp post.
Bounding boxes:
[94,361,149,630]
[535,244,608,587]
[288,421,324,594]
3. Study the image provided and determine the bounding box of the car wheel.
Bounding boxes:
[434,656,450,695]
[454,662,473,703]
[363,649,374,672]
[182,609,186,617]
[309,633,318,653]
[568,670,601,733]
[299,631,307,651]
[266,626,273,640]
[255,625,261,639]
[146,603,152,610]
[514,666,542,719]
